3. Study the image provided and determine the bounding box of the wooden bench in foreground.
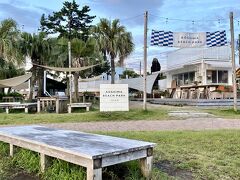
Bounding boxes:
[67,103,92,113]
[0,103,37,114]
[0,125,155,180]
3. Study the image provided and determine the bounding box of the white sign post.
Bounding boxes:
[100,84,129,112]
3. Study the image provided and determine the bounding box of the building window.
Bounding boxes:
[207,70,228,84]
[172,72,195,86]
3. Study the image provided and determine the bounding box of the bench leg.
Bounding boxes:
[86,106,89,112]
[6,107,9,114]
[140,148,153,179]
[37,99,41,113]
[87,168,102,180]
[68,106,71,113]
[40,153,50,172]
[10,144,14,157]
[25,107,29,113]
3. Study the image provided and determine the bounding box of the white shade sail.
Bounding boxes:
[0,73,32,88]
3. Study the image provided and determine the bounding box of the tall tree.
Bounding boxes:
[0,18,23,64]
[118,32,134,67]
[40,0,95,41]
[19,32,52,99]
[92,18,134,84]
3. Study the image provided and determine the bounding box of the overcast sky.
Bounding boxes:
[1,0,240,70]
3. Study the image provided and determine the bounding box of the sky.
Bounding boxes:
[1,0,240,71]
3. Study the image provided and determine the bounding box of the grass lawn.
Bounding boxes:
[0,130,239,179]
[204,108,240,119]
[0,107,173,125]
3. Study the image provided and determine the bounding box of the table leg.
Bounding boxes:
[140,148,153,179]
[10,144,14,157]
[87,159,102,180]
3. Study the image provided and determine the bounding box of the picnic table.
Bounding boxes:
[0,125,155,180]
[0,102,37,113]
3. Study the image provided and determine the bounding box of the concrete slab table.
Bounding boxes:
[0,125,156,180]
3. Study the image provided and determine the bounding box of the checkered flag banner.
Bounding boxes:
[151,30,173,47]
[206,31,227,47]
[151,30,227,48]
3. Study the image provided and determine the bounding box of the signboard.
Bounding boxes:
[151,30,227,47]
[172,32,206,47]
[100,84,129,112]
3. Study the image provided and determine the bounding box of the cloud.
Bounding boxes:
[0,2,42,32]
[87,0,164,26]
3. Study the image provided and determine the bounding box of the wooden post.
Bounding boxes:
[68,105,72,113]
[10,144,14,157]
[140,148,153,179]
[143,11,148,110]
[56,98,60,114]
[6,107,9,114]
[37,99,41,113]
[40,153,49,172]
[24,107,29,113]
[230,12,238,111]
[87,159,102,180]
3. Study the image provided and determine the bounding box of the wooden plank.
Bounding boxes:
[0,134,92,168]
[102,149,146,167]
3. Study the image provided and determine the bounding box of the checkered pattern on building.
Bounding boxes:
[150,30,173,47]
[206,31,227,47]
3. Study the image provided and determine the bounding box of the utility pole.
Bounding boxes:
[143,11,148,110]
[239,34,240,65]
[68,41,72,104]
[140,61,142,76]
[230,12,237,111]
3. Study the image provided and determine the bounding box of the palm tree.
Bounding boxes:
[92,19,134,84]
[71,38,102,102]
[19,32,51,99]
[118,32,134,67]
[0,19,22,64]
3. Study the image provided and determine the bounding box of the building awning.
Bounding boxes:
[205,61,232,68]
[0,73,32,88]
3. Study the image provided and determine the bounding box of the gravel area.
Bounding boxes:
[45,118,240,132]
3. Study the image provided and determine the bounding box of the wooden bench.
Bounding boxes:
[0,102,37,114]
[67,103,92,113]
[0,125,155,180]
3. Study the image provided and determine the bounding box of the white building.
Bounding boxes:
[161,45,232,89]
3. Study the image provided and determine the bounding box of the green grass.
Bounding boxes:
[205,108,240,119]
[0,108,171,125]
[0,130,240,179]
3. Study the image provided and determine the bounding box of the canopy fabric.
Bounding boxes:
[0,73,32,88]
[77,72,160,94]
[120,72,159,93]
[79,75,102,82]
[34,63,100,72]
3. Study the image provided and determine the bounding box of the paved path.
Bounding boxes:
[46,118,240,132]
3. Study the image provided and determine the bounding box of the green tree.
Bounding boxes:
[40,0,95,41]
[121,69,139,79]
[92,19,134,84]
[19,32,52,99]
[118,32,134,67]
[0,19,23,63]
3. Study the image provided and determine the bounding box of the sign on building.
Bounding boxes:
[100,84,129,112]
[151,30,227,48]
